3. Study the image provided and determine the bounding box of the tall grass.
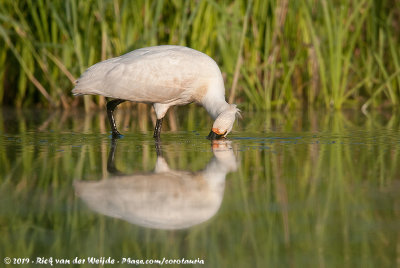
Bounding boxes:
[0,0,399,110]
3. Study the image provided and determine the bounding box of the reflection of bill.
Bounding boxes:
[74,140,237,230]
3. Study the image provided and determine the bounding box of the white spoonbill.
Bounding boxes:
[74,139,237,229]
[72,45,239,139]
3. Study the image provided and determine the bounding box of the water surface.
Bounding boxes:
[0,107,399,267]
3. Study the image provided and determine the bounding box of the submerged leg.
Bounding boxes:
[153,118,163,140]
[106,99,126,138]
[107,137,123,175]
[155,139,162,157]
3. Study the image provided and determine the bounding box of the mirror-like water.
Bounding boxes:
[1,107,399,267]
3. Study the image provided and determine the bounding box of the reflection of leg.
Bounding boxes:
[155,139,162,157]
[107,138,123,175]
[106,99,126,138]
[153,118,163,139]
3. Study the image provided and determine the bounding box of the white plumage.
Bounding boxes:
[74,140,237,229]
[72,45,239,139]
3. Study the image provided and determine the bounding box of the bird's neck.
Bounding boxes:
[202,97,230,120]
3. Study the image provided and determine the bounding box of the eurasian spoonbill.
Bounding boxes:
[72,45,239,139]
[74,139,237,229]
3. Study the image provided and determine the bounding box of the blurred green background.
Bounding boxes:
[2,2,400,266]
[0,0,399,111]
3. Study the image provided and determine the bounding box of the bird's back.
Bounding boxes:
[72,46,223,105]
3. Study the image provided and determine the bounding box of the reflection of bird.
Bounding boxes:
[74,140,237,230]
[72,45,240,139]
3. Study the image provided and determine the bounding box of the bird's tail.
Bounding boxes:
[71,81,85,96]
[72,56,123,97]
[71,68,104,96]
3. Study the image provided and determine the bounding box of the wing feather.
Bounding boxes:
[72,46,216,104]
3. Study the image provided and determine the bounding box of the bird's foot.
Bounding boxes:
[111,131,123,139]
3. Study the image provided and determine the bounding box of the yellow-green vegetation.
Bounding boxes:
[0,0,399,110]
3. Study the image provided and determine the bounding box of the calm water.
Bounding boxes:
[1,107,399,267]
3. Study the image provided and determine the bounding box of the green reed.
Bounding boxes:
[0,0,399,110]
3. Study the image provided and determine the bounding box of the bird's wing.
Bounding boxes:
[73,46,213,104]
[101,48,209,103]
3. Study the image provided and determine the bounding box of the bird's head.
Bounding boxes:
[207,104,240,140]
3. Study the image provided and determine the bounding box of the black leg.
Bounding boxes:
[153,118,163,139]
[106,99,126,138]
[107,137,123,175]
[155,139,162,157]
